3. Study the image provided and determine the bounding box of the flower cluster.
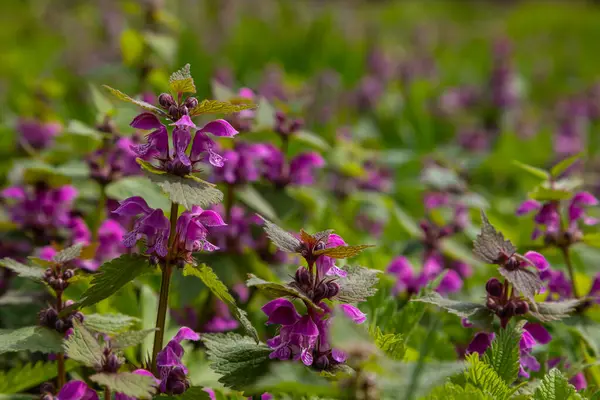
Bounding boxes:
[40,381,98,400]
[87,130,141,185]
[260,143,325,189]
[17,118,61,150]
[155,327,200,394]
[113,196,225,263]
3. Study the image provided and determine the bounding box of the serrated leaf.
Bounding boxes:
[111,328,157,349]
[483,323,524,385]
[236,185,278,221]
[103,85,167,117]
[201,333,272,391]
[159,387,212,400]
[425,382,492,400]
[528,186,572,201]
[551,153,582,178]
[529,299,584,322]
[246,274,323,312]
[63,254,150,314]
[189,99,256,116]
[473,211,517,263]
[0,326,63,354]
[372,327,405,361]
[84,313,140,335]
[145,171,223,209]
[184,264,258,342]
[0,258,44,280]
[169,64,196,94]
[53,243,84,263]
[63,320,104,368]
[259,217,302,253]
[90,372,157,398]
[335,265,380,303]
[314,244,374,259]
[512,161,550,180]
[0,290,42,305]
[465,353,511,399]
[0,360,78,394]
[498,266,543,301]
[582,233,600,248]
[412,291,490,319]
[533,369,578,400]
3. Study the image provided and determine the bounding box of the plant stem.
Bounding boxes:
[104,387,111,400]
[151,202,179,373]
[92,187,107,242]
[561,246,580,298]
[56,291,66,388]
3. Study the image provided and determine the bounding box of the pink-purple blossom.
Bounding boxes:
[156,327,200,394]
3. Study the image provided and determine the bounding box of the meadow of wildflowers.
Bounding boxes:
[2,1,600,399]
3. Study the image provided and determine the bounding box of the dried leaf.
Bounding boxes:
[314,244,374,259]
[473,211,516,263]
[498,267,543,301]
[259,217,302,253]
[189,99,256,116]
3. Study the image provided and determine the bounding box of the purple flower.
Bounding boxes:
[436,270,463,294]
[548,358,587,390]
[115,369,159,400]
[261,144,324,188]
[540,269,572,299]
[130,113,237,175]
[315,234,348,278]
[80,220,127,271]
[55,381,98,400]
[208,205,258,253]
[518,323,551,378]
[466,332,495,355]
[212,142,271,184]
[340,304,366,324]
[203,300,239,332]
[156,327,200,394]
[568,191,598,226]
[17,118,61,150]
[387,256,429,295]
[89,136,141,183]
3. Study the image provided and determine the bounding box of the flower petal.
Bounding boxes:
[436,270,463,294]
[199,119,238,137]
[523,251,549,271]
[171,115,196,129]
[340,304,367,324]
[173,326,200,343]
[524,323,552,345]
[57,381,89,400]
[261,298,301,326]
[130,112,163,130]
[112,196,152,217]
[197,210,226,227]
[516,199,541,216]
[172,127,192,166]
[466,332,494,355]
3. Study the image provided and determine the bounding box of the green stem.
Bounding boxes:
[92,187,107,242]
[561,246,580,298]
[56,291,66,388]
[151,202,179,373]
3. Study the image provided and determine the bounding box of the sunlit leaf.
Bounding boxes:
[90,372,157,398]
[189,99,256,116]
[335,265,380,303]
[246,274,322,312]
[146,171,223,210]
[103,85,168,117]
[0,326,63,355]
[314,244,375,259]
[169,63,196,94]
[63,320,103,368]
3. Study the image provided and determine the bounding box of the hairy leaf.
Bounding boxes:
[105,175,170,211]
[0,360,78,394]
[189,99,256,116]
[84,313,140,335]
[498,267,542,301]
[90,372,157,398]
[103,85,167,117]
[53,243,84,263]
[202,333,272,391]
[246,274,323,312]
[0,290,42,305]
[372,327,405,361]
[63,320,104,368]
[473,211,517,263]
[533,369,578,400]
[0,326,63,354]
[169,63,196,94]
[184,264,258,342]
[159,387,212,400]
[551,153,582,178]
[335,265,380,303]
[258,217,302,253]
[146,172,223,209]
[512,161,550,180]
[528,186,571,202]
[529,299,584,322]
[314,244,375,259]
[426,382,493,400]
[483,322,524,385]
[464,353,511,399]
[64,254,150,314]
[0,258,44,280]
[111,328,156,349]
[412,291,490,319]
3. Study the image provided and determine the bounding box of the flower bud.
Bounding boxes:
[498,302,515,319]
[39,307,58,328]
[149,255,160,266]
[313,282,329,301]
[295,267,311,286]
[40,382,55,395]
[505,257,520,271]
[73,311,85,323]
[289,118,304,133]
[159,93,175,109]
[514,300,529,315]
[176,259,186,269]
[275,111,286,124]
[62,269,74,280]
[44,268,53,279]
[165,367,189,395]
[103,353,121,373]
[55,319,65,333]
[179,105,189,116]
[184,97,198,109]
[314,354,330,370]
[168,105,179,119]
[485,297,497,310]
[326,281,340,298]
[485,278,503,297]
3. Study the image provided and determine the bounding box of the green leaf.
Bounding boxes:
[533,369,578,400]
[254,362,341,397]
[90,372,157,398]
[169,64,196,94]
[63,320,104,368]
[189,100,255,117]
[335,265,380,303]
[53,243,84,263]
[425,382,492,400]
[89,84,115,116]
[528,186,572,201]
[0,360,78,394]
[145,171,223,209]
[294,130,330,151]
[105,176,170,211]
[246,274,323,312]
[498,266,543,302]
[258,216,301,253]
[64,254,151,313]
[372,327,405,361]
[111,328,157,350]
[103,85,167,117]
[313,244,375,259]
[201,333,272,391]
[512,160,550,180]
[582,233,600,248]
[136,158,166,175]
[464,353,511,400]
[482,322,523,385]
[422,166,465,191]
[236,185,278,221]
[473,211,517,264]
[159,387,212,400]
[184,264,258,342]
[84,313,140,335]
[23,165,71,187]
[412,291,491,320]
[551,153,582,178]
[0,326,63,354]
[529,299,584,322]
[0,258,44,280]
[119,29,145,66]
